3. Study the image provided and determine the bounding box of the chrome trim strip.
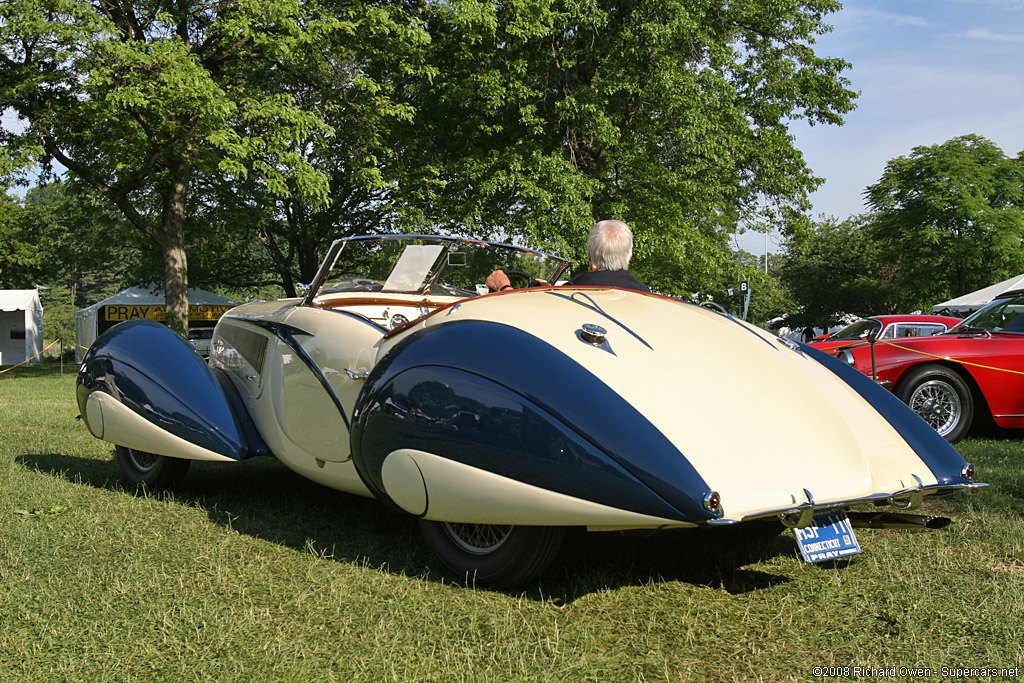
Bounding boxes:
[323,307,388,333]
[699,301,729,314]
[246,320,352,430]
[546,290,654,350]
[777,336,805,356]
[694,300,778,351]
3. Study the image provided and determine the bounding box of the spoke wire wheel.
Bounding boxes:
[418,520,566,588]
[115,445,191,489]
[125,447,160,472]
[441,523,513,555]
[908,379,961,436]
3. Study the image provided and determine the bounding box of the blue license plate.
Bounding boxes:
[793,510,861,562]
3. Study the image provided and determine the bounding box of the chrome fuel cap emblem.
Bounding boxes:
[579,323,607,345]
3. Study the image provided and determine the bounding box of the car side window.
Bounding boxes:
[1002,313,1024,332]
[891,323,946,339]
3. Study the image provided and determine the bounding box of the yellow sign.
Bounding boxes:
[103,304,234,323]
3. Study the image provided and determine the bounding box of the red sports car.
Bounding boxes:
[808,314,961,352]
[827,291,1024,442]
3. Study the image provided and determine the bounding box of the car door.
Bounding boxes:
[956,334,1024,427]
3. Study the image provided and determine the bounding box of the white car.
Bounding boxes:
[75,235,985,587]
[187,326,214,357]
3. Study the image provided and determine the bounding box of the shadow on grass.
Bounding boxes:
[536,524,795,600]
[17,451,795,601]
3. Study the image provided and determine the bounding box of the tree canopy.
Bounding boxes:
[777,214,899,327]
[866,134,1024,308]
[3,0,857,311]
[395,0,856,295]
[1,0,424,329]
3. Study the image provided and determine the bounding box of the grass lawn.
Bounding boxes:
[2,365,1023,681]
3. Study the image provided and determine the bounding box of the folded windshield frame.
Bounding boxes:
[302,235,570,306]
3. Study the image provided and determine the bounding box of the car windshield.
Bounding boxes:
[827,319,882,341]
[949,294,1024,334]
[306,235,570,300]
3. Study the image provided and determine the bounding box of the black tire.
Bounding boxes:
[115,445,191,490]
[418,520,566,588]
[895,365,974,443]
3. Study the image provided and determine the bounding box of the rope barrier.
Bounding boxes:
[0,339,63,374]
[873,338,1024,377]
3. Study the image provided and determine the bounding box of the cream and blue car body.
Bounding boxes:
[76,235,983,587]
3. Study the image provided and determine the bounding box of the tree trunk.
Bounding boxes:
[257,228,297,297]
[159,159,192,336]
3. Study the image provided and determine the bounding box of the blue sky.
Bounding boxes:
[738,0,1024,255]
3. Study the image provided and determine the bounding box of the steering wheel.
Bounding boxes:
[352,277,383,291]
[491,269,539,292]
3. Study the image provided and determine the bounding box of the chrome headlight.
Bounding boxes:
[210,338,244,369]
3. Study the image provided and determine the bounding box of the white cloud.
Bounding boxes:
[965,27,1024,42]
[839,7,931,29]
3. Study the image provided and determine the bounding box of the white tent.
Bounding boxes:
[0,289,44,366]
[75,286,239,361]
[932,273,1024,316]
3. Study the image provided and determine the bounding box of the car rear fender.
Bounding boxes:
[802,345,975,486]
[350,320,717,524]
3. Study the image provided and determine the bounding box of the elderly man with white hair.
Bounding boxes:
[486,219,650,293]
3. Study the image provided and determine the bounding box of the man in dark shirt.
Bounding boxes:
[486,219,650,293]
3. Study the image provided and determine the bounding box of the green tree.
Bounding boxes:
[392,0,856,294]
[866,135,1024,306]
[0,183,138,346]
[0,193,40,287]
[777,215,898,327]
[188,4,431,297]
[0,0,362,332]
[727,250,795,327]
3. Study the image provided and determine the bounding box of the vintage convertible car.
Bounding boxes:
[833,290,1024,443]
[808,314,961,352]
[76,235,983,587]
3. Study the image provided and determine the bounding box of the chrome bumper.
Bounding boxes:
[707,479,987,528]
